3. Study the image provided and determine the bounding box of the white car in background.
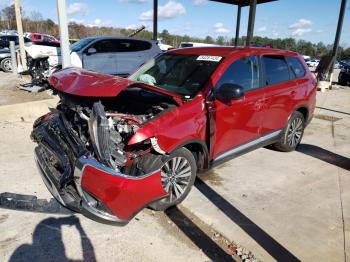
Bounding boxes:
[157,39,173,51]
[179,42,218,48]
[306,59,319,68]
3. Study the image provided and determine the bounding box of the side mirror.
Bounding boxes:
[214,83,244,106]
[86,47,97,55]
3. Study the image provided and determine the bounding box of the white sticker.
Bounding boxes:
[197,55,222,62]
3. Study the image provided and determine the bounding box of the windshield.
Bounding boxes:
[128,53,222,97]
[70,38,96,52]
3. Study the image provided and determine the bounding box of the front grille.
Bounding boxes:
[32,113,86,189]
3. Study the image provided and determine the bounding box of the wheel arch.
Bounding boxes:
[175,139,209,171]
[295,105,309,122]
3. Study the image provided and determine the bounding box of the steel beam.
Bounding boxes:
[329,0,347,75]
[235,5,241,46]
[14,0,27,71]
[153,0,158,40]
[246,0,257,46]
[56,0,71,68]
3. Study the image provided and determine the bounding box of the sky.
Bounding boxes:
[1,0,350,46]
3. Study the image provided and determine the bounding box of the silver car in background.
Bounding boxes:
[70,36,162,76]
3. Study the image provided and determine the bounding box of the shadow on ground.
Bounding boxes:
[9,216,96,262]
[194,179,301,262]
[165,206,235,262]
[297,144,350,171]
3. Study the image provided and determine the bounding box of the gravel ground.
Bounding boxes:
[0,72,52,106]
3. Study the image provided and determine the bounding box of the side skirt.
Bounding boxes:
[210,130,282,168]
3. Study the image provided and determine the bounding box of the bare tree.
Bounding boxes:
[30,11,43,32]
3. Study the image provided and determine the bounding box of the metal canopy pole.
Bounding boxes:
[329,0,347,75]
[14,0,27,71]
[56,0,71,68]
[246,0,257,46]
[153,0,158,40]
[235,5,241,46]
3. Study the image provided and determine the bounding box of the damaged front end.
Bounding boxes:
[31,87,175,224]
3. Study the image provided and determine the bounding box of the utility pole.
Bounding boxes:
[153,0,158,40]
[56,0,71,68]
[246,0,257,46]
[14,0,27,71]
[329,0,347,78]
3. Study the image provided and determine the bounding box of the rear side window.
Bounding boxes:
[116,40,151,52]
[216,56,260,92]
[262,55,290,85]
[91,40,118,53]
[286,56,306,79]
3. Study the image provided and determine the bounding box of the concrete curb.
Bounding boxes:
[0,98,58,122]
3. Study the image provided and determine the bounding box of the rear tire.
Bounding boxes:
[273,111,305,152]
[148,148,197,211]
[1,58,12,72]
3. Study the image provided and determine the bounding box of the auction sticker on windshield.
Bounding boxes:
[197,55,222,62]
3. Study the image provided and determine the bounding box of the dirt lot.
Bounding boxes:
[0,72,52,106]
[0,74,349,261]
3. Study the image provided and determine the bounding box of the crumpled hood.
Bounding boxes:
[48,67,183,104]
[48,67,136,97]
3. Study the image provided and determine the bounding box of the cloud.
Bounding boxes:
[257,26,267,33]
[288,18,312,29]
[125,24,139,30]
[213,22,230,34]
[139,1,186,21]
[0,0,10,6]
[291,28,312,37]
[67,3,89,16]
[69,18,84,24]
[288,18,313,37]
[193,0,207,5]
[119,0,149,3]
[87,19,111,27]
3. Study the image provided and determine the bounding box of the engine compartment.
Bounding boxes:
[55,86,177,172]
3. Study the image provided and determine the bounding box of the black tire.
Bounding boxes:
[0,57,12,72]
[147,147,197,211]
[273,111,305,152]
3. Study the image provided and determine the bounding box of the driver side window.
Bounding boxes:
[216,56,260,92]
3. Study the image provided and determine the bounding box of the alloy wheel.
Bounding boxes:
[161,156,192,202]
[3,59,12,72]
[287,117,303,147]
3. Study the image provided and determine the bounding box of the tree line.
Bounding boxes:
[1,5,349,60]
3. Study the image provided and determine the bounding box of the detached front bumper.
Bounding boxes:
[32,113,167,225]
[35,150,167,225]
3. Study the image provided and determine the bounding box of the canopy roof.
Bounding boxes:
[208,0,277,7]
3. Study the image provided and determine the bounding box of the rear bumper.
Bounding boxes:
[35,150,166,225]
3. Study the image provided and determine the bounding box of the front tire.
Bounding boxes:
[1,58,12,72]
[273,111,305,152]
[149,148,197,211]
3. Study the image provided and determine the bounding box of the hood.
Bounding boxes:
[48,67,183,104]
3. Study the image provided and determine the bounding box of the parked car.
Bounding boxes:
[179,42,218,48]
[157,39,173,51]
[0,35,31,49]
[334,61,341,69]
[29,33,60,45]
[69,36,162,76]
[306,59,319,68]
[31,47,316,224]
[0,49,12,72]
[338,64,350,86]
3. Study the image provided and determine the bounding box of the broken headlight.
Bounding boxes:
[88,102,127,169]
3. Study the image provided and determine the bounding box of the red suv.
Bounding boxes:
[32,47,316,224]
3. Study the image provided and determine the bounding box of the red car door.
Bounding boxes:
[208,56,264,161]
[260,55,297,135]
